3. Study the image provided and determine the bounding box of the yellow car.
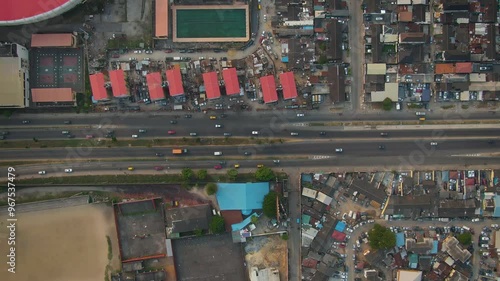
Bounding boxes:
[209,115,217,120]
[234,164,240,168]
[257,164,264,168]
[128,166,134,171]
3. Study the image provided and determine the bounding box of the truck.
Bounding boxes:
[172,148,188,155]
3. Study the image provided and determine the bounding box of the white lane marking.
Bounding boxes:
[310,155,332,160]
[292,123,309,127]
[450,154,482,157]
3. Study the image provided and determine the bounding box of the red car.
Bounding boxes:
[164,49,173,53]
[167,130,176,135]
[214,165,222,170]
[154,166,164,171]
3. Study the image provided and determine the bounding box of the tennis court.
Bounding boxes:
[172,5,249,42]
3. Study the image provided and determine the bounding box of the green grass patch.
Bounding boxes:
[441,104,455,109]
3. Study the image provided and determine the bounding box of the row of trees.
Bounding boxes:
[180,166,276,183]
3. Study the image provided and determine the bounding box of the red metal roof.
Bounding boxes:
[146,72,165,100]
[260,75,278,103]
[109,69,128,97]
[280,72,298,100]
[155,0,169,37]
[31,33,74,47]
[455,62,473,73]
[0,0,70,21]
[331,230,346,241]
[222,68,239,95]
[166,68,184,96]
[203,72,221,100]
[31,88,74,102]
[89,73,108,101]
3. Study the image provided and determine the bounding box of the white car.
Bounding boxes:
[214,151,222,156]
[491,224,499,228]
[252,131,259,135]
[347,228,354,233]
[38,171,46,175]
[335,148,343,153]
[215,124,222,128]
[132,134,138,138]
[64,169,73,173]
[297,113,304,117]
[190,132,197,136]
[290,132,299,136]
[430,142,438,146]
[472,218,480,222]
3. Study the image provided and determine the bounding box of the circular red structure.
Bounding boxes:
[1,0,83,26]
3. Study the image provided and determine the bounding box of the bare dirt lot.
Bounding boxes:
[245,235,288,280]
[0,204,120,281]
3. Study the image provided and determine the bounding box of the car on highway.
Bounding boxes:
[184,114,192,118]
[252,131,259,135]
[214,164,222,170]
[488,140,495,144]
[379,145,385,150]
[132,134,138,138]
[220,114,227,118]
[62,130,70,135]
[319,131,326,136]
[234,164,240,168]
[215,124,223,128]
[38,171,46,175]
[380,132,388,136]
[128,167,134,171]
[67,134,75,138]
[335,148,343,153]
[168,130,176,135]
[86,135,94,139]
[190,132,197,136]
[154,166,164,171]
[0,135,5,140]
[430,142,438,146]
[257,164,264,168]
[1,131,8,135]
[155,153,164,157]
[244,151,252,156]
[64,168,73,173]
[63,120,72,124]
[170,120,177,124]
[210,115,217,120]
[22,120,30,124]
[297,113,304,117]
[214,151,222,156]
[273,160,280,164]
[138,129,147,133]
[290,132,299,136]
[223,132,232,136]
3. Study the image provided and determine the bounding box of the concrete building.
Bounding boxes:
[0,42,29,108]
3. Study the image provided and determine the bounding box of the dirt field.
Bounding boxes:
[0,204,120,281]
[245,235,288,281]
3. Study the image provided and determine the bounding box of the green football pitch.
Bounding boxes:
[176,9,247,38]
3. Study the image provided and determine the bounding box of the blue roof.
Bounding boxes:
[431,240,438,254]
[442,171,449,182]
[493,196,500,217]
[231,213,258,231]
[396,232,405,247]
[216,182,270,211]
[302,174,312,183]
[282,56,289,63]
[422,89,431,102]
[409,254,418,269]
[335,221,346,232]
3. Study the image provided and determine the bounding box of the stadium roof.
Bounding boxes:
[31,33,75,47]
[280,72,298,100]
[216,183,269,212]
[202,72,221,99]
[31,88,74,102]
[146,72,165,100]
[89,73,108,101]
[166,68,184,96]
[0,57,25,107]
[109,69,129,97]
[155,0,169,37]
[0,0,83,26]
[222,68,240,95]
[260,75,278,103]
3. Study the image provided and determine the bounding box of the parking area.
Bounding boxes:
[172,234,246,281]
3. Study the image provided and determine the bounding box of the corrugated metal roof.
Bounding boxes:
[216,183,269,211]
[31,33,75,47]
[435,63,455,74]
[89,73,108,101]
[202,72,221,99]
[109,69,128,97]
[260,75,278,103]
[222,68,239,95]
[366,63,387,75]
[31,88,74,102]
[166,68,184,96]
[155,0,168,37]
[280,71,298,100]
[146,72,165,100]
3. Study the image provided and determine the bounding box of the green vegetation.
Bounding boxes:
[262,191,278,218]
[281,233,289,240]
[368,224,396,250]
[197,169,208,180]
[382,44,396,53]
[0,191,79,206]
[106,236,113,261]
[205,183,218,195]
[457,232,472,246]
[181,168,194,181]
[194,229,203,236]
[382,98,393,111]
[209,215,225,234]
[255,166,275,181]
[318,42,327,51]
[251,216,259,224]
[406,103,425,109]
[441,104,455,109]
[461,104,469,110]
[318,54,328,64]
[227,168,239,181]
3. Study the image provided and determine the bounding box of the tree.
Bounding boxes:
[205,183,218,195]
[209,215,225,234]
[197,169,208,180]
[382,97,393,111]
[227,168,238,181]
[255,166,275,181]
[367,224,396,250]
[281,233,289,240]
[181,168,194,181]
[262,191,278,218]
[457,232,472,246]
[318,54,328,64]
[251,216,259,224]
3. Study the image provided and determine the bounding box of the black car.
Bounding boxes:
[170,120,177,124]
[22,120,30,124]
[220,114,227,118]
[67,134,75,138]
[184,114,192,118]
[244,151,252,156]
[155,153,164,157]
[63,120,72,124]
[379,145,385,150]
